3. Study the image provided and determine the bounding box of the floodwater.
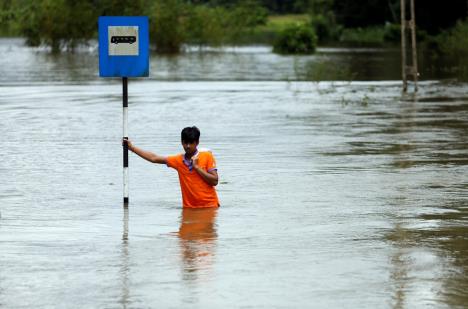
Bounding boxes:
[0,38,467,308]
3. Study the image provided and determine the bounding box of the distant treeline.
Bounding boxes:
[189,0,468,33]
[0,0,268,52]
[0,0,467,53]
[333,0,468,34]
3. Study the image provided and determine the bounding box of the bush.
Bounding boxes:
[383,23,428,44]
[438,20,468,58]
[427,20,468,81]
[245,14,309,45]
[339,27,386,45]
[310,13,342,43]
[383,23,400,43]
[273,23,317,54]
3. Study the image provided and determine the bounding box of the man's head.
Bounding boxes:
[181,126,200,156]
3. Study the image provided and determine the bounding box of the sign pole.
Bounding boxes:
[98,16,149,205]
[123,77,129,205]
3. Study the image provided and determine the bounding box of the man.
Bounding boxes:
[124,126,219,208]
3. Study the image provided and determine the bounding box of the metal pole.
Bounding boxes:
[410,0,418,92]
[123,77,129,205]
[401,0,407,92]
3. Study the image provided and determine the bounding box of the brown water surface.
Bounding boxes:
[0,38,467,308]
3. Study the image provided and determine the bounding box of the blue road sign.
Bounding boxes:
[99,16,149,77]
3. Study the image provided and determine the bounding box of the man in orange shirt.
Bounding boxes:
[124,126,219,208]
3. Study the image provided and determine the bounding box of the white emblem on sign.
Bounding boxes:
[108,26,139,56]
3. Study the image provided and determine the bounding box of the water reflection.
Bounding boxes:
[299,49,399,81]
[389,234,410,309]
[383,92,468,306]
[3,38,468,83]
[119,207,130,308]
[387,212,468,307]
[177,208,218,282]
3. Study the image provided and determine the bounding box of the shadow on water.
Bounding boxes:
[177,208,218,283]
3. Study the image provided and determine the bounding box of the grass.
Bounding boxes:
[265,14,310,30]
[339,27,386,45]
[242,16,389,47]
[240,14,310,45]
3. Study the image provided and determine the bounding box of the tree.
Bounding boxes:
[149,0,188,53]
[333,0,468,34]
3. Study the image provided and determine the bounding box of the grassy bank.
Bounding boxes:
[339,27,387,45]
[242,15,400,47]
[240,14,310,45]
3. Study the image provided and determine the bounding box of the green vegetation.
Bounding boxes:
[149,0,186,53]
[382,23,400,43]
[267,14,310,29]
[339,27,386,45]
[437,20,468,59]
[246,14,309,44]
[0,0,17,36]
[428,19,468,80]
[310,13,342,43]
[0,0,468,55]
[17,0,97,52]
[0,0,267,53]
[149,0,268,51]
[273,23,317,54]
[337,23,402,46]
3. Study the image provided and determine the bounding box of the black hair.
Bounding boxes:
[181,126,200,143]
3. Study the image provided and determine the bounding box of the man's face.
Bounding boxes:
[182,140,198,156]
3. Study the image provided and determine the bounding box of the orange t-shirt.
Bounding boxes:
[166,149,220,208]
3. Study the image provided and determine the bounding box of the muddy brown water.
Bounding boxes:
[0,39,467,308]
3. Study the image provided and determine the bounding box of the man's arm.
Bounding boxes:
[192,157,218,186]
[124,139,167,164]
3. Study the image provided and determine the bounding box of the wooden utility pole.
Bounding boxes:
[401,0,418,92]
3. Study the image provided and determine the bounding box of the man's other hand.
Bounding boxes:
[122,138,133,150]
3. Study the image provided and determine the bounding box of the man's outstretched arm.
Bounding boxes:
[124,139,167,164]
